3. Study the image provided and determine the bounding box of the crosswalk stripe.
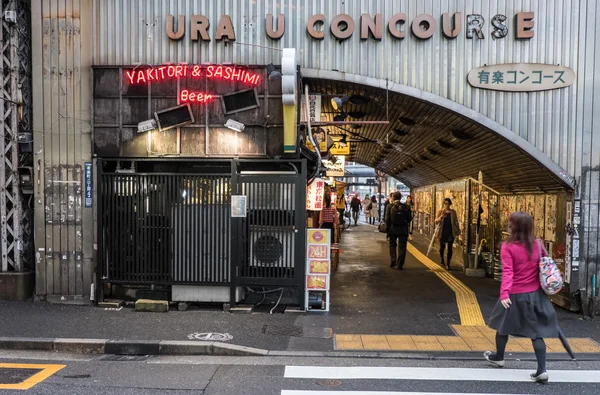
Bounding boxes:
[284,366,600,383]
[282,392,522,395]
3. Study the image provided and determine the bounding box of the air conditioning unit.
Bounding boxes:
[248,226,295,269]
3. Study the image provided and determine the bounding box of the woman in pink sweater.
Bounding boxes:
[484,212,560,383]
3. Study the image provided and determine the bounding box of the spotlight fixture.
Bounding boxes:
[266,63,281,81]
[333,112,348,122]
[225,119,245,132]
[398,117,416,126]
[331,95,348,111]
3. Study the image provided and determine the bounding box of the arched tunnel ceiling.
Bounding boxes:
[304,78,572,194]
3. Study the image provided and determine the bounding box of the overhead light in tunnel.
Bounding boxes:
[333,112,348,122]
[450,130,472,140]
[425,148,440,156]
[381,143,393,153]
[331,95,349,110]
[393,129,409,137]
[435,139,453,149]
[348,95,369,105]
[266,63,281,81]
[348,111,366,119]
[398,117,416,126]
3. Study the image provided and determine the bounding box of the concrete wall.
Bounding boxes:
[31,0,94,301]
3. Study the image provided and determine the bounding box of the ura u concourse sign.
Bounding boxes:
[468,63,575,92]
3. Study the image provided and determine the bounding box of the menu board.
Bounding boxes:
[305,229,331,311]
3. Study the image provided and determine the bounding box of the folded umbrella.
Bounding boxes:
[427,223,441,256]
[558,328,576,360]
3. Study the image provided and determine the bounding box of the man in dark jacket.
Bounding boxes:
[350,194,361,225]
[385,191,412,269]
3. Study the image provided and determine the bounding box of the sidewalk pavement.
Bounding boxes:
[1,223,598,357]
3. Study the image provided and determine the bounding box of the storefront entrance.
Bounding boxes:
[97,159,308,306]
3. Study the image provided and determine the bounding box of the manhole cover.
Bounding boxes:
[262,325,333,338]
[263,325,303,337]
[301,327,333,339]
[188,332,233,341]
[317,379,342,387]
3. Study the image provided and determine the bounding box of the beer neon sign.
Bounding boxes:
[180,90,214,103]
[125,64,261,86]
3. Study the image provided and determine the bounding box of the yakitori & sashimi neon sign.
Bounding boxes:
[125,64,262,86]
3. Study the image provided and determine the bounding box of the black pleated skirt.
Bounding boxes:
[488,288,560,339]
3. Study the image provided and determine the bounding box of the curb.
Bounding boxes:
[1,337,599,361]
[0,337,268,357]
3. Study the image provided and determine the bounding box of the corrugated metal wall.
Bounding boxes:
[31,0,94,301]
[90,0,599,300]
[92,0,587,181]
[32,0,599,301]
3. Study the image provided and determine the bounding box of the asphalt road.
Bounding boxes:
[2,350,600,395]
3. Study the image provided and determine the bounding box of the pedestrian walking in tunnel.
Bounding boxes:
[435,198,461,270]
[369,195,378,224]
[484,212,561,383]
[350,194,361,225]
[405,195,415,240]
[319,194,339,245]
[384,192,393,219]
[364,193,372,224]
[385,191,412,269]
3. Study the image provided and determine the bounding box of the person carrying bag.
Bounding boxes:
[484,212,562,383]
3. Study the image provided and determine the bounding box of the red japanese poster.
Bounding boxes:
[306,178,325,211]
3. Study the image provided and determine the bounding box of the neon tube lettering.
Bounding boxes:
[224,66,233,80]
[180,89,214,103]
[146,68,156,81]
[126,70,135,84]
[231,67,243,81]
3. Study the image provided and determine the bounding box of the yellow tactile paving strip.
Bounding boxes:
[335,244,600,353]
[0,363,65,390]
[407,243,485,326]
[335,325,600,353]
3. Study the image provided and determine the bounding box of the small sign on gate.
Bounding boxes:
[84,162,92,208]
[231,195,247,217]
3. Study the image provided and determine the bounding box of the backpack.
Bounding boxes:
[538,240,564,295]
[391,203,411,227]
[367,202,373,211]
